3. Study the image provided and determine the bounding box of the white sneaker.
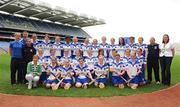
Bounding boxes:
[156,81,160,85]
[33,82,37,88]
[28,81,32,89]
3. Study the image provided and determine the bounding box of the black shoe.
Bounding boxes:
[146,80,151,84]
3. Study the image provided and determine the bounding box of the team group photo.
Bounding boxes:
[9,31,175,90]
[0,0,180,107]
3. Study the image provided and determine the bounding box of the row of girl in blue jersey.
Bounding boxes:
[32,35,148,60]
[41,55,108,90]
[33,46,146,90]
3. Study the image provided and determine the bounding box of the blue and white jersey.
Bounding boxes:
[91,45,99,57]
[99,43,109,57]
[125,43,138,52]
[71,56,81,69]
[94,62,109,78]
[47,64,60,80]
[70,43,82,56]
[62,44,71,57]
[107,56,115,65]
[136,43,148,57]
[42,56,59,64]
[59,56,72,65]
[110,61,125,76]
[125,59,141,76]
[53,43,62,57]
[32,41,40,50]
[85,56,97,70]
[20,38,26,46]
[121,56,130,63]
[136,55,147,67]
[36,41,52,56]
[38,55,46,64]
[109,44,117,57]
[59,65,74,80]
[75,64,90,79]
[81,44,91,57]
[116,45,126,57]
[41,56,51,64]
[62,43,71,49]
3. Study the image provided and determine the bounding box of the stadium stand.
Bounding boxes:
[0,13,90,38]
[0,0,105,52]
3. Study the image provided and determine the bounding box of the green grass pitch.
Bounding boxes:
[0,54,180,97]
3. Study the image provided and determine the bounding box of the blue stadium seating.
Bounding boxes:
[0,13,89,38]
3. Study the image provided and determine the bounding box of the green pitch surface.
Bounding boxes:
[0,54,180,97]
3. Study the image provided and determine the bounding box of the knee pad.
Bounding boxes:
[82,84,88,89]
[75,82,82,88]
[99,83,105,89]
[118,84,124,89]
[64,83,71,90]
[131,84,138,89]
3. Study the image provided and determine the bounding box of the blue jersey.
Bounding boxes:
[9,41,23,58]
[20,38,26,46]
[75,64,90,79]
[125,59,141,77]
[32,41,40,50]
[47,64,60,80]
[122,56,130,63]
[94,62,109,78]
[53,43,62,57]
[116,45,126,57]
[36,41,52,56]
[81,44,91,57]
[125,43,138,52]
[85,56,97,70]
[59,56,72,65]
[107,56,115,65]
[70,43,82,56]
[110,61,125,76]
[59,65,74,80]
[136,43,148,57]
[137,55,146,70]
[91,45,99,57]
[71,56,81,69]
[62,44,71,57]
[109,44,117,57]
[99,43,109,57]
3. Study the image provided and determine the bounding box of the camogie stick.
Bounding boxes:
[50,72,62,90]
[51,70,73,90]
[88,74,102,85]
[111,67,128,83]
[125,66,138,84]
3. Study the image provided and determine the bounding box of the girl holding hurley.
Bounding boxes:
[46,57,60,89]
[59,59,75,90]
[110,54,126,89]
[75,57,93,89]
[94,55,109,89]
[125,52,142,89]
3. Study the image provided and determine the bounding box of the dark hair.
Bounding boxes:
[129,36,135,40]
[78,57,84,61]
[112,49,117,53]
[162,34,169,44]
[119,37,125,46]
[98,49,104,57]
[137,48,142,52]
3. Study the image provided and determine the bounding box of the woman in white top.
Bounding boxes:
[159,34,175,86]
